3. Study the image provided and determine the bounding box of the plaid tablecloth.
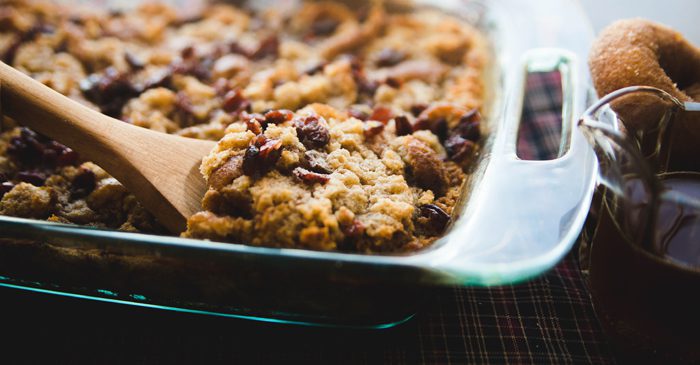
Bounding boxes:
[0,72,615,364]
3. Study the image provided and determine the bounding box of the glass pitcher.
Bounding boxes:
[578,86,700,363]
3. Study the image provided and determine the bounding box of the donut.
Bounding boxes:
[589,19,700,171]
[589,19,700,103]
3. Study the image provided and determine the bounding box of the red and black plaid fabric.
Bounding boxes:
[0,72,616,364]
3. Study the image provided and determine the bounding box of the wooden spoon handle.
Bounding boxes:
[0,61,214,233]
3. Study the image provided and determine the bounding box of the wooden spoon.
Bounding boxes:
[0,61,215,233]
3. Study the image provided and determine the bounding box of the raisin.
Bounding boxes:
[16,171,47,186]
[7,128,77,168]
[293,167,330,185]
[80,67,139,117]
[295,115,330,149]
[369,106,393,124]
[375,48,406,67]
[242,135,283,176]
[304,150,332,174]
[251,35,279,60]
[418,204,451,234]
[394,115,412,136]
[71,168,96,198]
[410,103,428,117]
[363,121,384,138]
[413,117,448,141]
[453,109,481,141]
[242,145,260,176]
[264,109,293,125]
[444,135,476,162]
[311,18,339,36]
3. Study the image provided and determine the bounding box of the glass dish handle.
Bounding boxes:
[425,49,597,285]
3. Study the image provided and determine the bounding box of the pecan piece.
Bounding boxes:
[404,138,448,196]
[295,115,330,149]
[209,155,244,190]
[293,167,330,185]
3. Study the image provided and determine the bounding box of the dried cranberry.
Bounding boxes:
[410,103,428,117]
[453,109,481,141]
[80,67,139,117]
[445,135,475,162]
[293,167,330,185]
[140,68,173,91]
[246,118,263,135]
[394,115,413,136]
[413,117,448,141]
[295,115,330,149]
[311,18,339,36]
[251,35,279,60]
[181,46,196,59]
[304,150,332,174]
[16,171,47,186]
[55,146,79,167]
[419,204,450,233]
[363,121,384,138]
[222,89,250,114]
[264,109,293,125]
[375,48,406,68]
[369,106,393,123]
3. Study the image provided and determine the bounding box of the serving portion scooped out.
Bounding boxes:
[0,0,487,253]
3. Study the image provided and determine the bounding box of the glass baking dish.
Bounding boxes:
[0,0,596,328]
